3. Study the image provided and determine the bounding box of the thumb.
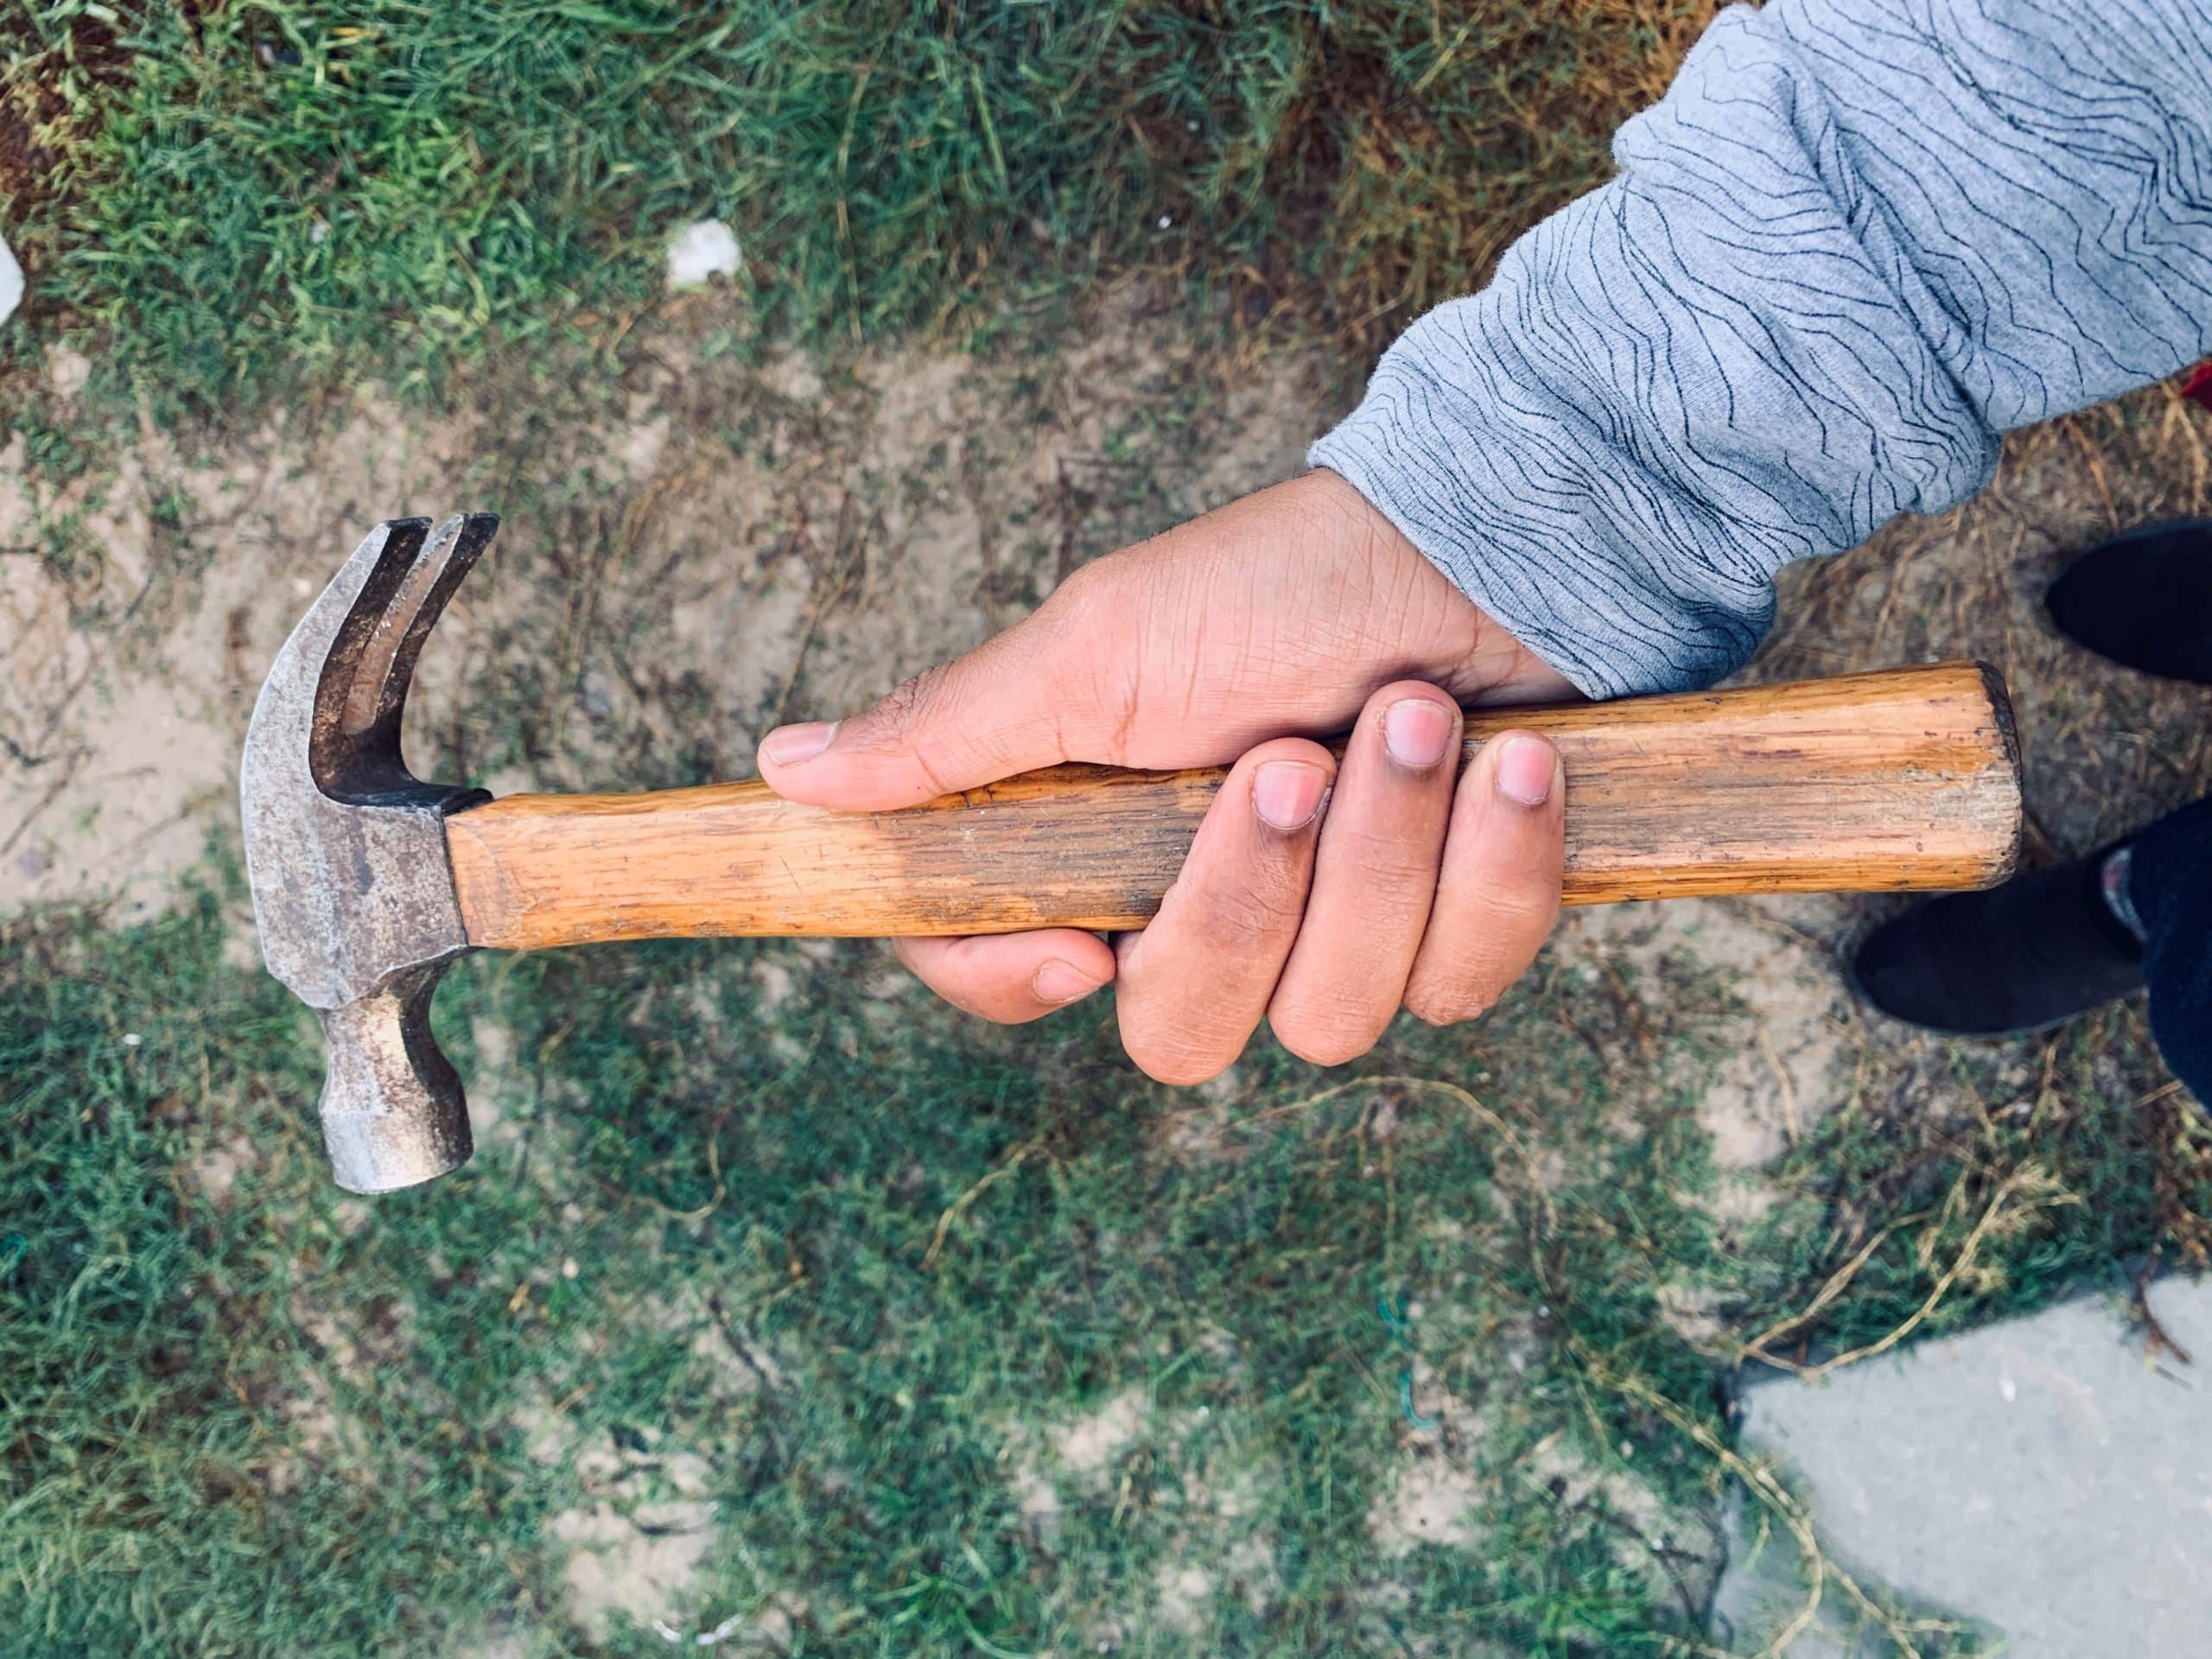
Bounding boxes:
[757,607,1090,810]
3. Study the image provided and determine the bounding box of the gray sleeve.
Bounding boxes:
[1309,0,2212,698]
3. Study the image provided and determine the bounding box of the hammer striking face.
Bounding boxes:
[245,515,2021,1198]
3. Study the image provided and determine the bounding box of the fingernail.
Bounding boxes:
[1494,735,1557,807]
[1253,760,1330,830]
[1033,959,1104,1005]
[1383,698,1456,770]
[760,720,838,766]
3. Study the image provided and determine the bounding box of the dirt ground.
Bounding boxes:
[2,291,1322,908]
[4,286,2208,1643]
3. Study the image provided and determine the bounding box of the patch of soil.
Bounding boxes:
[1559,894,1856,1208]
[0,384,496,915]
[544,1434,720,1641]
[0,287,1327,913]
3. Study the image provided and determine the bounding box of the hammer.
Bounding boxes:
[243,515,2024,1195]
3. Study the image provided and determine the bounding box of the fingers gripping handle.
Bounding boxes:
[444,663,2022,950]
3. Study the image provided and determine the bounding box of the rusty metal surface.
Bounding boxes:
[240,515,498,1193]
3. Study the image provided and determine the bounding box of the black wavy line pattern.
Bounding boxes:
[1311,0,2212,697]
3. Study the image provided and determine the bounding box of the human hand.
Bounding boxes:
[757,469,1576,1082]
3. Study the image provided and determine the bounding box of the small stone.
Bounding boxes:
[46,347,90,398]
[1715,1281,2212,1655]
[667,219,741,289]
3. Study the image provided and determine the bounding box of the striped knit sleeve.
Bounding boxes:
[1309,0,2212,698]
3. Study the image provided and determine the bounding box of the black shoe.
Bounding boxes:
[2046,519,2212,683]
[1850,846,2145,1037]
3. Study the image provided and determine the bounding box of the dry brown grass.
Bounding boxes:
[1207,1,1721,347]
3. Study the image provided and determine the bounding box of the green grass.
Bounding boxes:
[0,867,1731,1656]
[3,868,2201,1656]
[3,0,1705,419]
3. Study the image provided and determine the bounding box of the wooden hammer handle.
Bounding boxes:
[445,661,2021,950]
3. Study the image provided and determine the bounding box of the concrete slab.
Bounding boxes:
[1711,1277,2212,1656]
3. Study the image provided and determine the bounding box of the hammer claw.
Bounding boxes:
[318,513,499,799]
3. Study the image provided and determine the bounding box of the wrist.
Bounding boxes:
[1300,467,1578,706]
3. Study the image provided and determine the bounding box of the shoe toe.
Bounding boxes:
[1851,898,2024,1035]
[2047,519,2212,683]
[1849,859,2145,1038]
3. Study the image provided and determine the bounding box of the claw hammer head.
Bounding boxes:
[241,515,498,1194]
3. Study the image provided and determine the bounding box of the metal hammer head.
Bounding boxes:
[242,515,498,1194]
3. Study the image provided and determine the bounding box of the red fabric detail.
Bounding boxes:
[2184,361,2212,412]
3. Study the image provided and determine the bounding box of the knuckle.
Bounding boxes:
[1123,1027,1233,1087]
[1270,988,1387,1067]
[1049,556,1111,613]
[1404,957,1504,1027]
[1404,984,1496,1028]
[1274,1021,1378,1068]
[1333,827,1445,887]
[1193,876,1306,955]
[1035,575,1096,643]
[875,663,948,735]
[1049,551,1141,640]
[1463,882,1560,939]
[866,665,964,795]
[1402,982,1453,1027]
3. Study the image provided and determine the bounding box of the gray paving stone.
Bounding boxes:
[1711,1278,2212,1656]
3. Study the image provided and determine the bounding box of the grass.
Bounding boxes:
[0,866,1726,1656]
[3,0,1709,420]
[1735,1023,2211,1370]
[3,863,2202,1656]
[6,3,2209,1654]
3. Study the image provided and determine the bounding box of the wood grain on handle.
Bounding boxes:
[445,661,2022,950]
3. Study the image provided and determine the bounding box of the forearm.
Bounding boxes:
[1314,0,2212,697]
